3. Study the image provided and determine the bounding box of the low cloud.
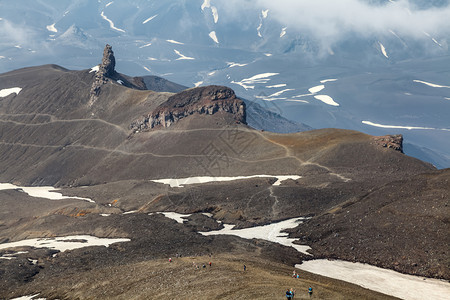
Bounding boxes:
[220,0,450,50]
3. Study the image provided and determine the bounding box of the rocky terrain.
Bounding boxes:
[0,46,448,299]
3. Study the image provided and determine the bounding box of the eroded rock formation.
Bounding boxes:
[89,44,117,106]
[130,85,246,131]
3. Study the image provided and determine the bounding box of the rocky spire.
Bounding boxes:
[89,44,116,106]
[99,44,116,77]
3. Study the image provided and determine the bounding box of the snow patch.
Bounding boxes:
[0,235,130,252]
[105,1,113,7]
[266,84,287,88]
[89,65,99,73]
[11,294,44,300]
[100,214,111,217]
[174,49,195,60]
[151,212,192,224]
[423,31,442,47]
[231,73,279,90]
[413,80,450,88]
[362,121,450,131]
[320,78,337,83]
[314,95,340,106]
[264,53,272,57]
[167,39,184,45]
[117,80,124,85]
[211,6,219,23]
[308,85,324,94]
[201,0,210,10]
[143,66,151,72]
[268,89,294,97]
[227,62,247,68]
[262,9,269,18]
[379,42,388,58]
[46,23,57,33]
[146,57,157,61]
[297,260,450,300]
[139,42,152,48]
[200,217,311,255]
[100,11,125,33]
[286,99,309,103]
[151,175,300,188]
[143,15,158,24]
[0,183,94,203]
[280,27,287,38]
[209,31,219,44]
[0,87,22,97]
[194,81,203,87]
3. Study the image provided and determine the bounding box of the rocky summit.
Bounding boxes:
[0,46,448,299]
[131,85,246,131]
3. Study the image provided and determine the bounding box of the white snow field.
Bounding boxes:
[413,80,450,88]
[166,39,184,45]
[297,260,450,300]
[89,65,99,73]
[142,14,157,24]
[174,49,194,60]
[379,42,389,58]
[46,23,57,33]
[11,294,45,300]
[308,85,325,94]
[231,73,279,90]
[0,183,94,203]
[100,11,125,33]
[314,95,340,106]
[200,217,311,255]
[209,31,219,44]
[0,235,130,252]
[151,175,301,188]
[362,121,450,131]
[0,87,22,97]
[320,79,338,83]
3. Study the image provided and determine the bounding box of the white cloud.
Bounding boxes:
[220,0,450,50]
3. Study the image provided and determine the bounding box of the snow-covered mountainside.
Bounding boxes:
[0,0,449,167]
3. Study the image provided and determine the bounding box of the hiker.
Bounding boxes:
[209,261,212,267]
[243,264,246,271]
[290,288,295,299]
[285,288,294,299]
[292,270,296,277]
[308,286,313,298]
[168,257,172,262]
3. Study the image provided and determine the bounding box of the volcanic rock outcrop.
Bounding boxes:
[372,134,403,152]
[130,85,246,131]
[89,44,116,105]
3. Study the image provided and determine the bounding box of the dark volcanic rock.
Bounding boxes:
[372,134,403,153]
[130,85,246,131]
[89,44,117,105]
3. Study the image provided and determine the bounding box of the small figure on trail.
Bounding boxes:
[243,264,246,271]
[285,289,293,299]
[296,274,299,279]
[168,257,172,263]
[209,261,212,267]
[308,286,313,298]
[202,264,206,268]
[292,270,296,277]
[290,288,295,299]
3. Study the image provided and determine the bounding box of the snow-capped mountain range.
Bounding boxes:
[1,0,449,167]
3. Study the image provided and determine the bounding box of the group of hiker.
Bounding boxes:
[286,287,313,299]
